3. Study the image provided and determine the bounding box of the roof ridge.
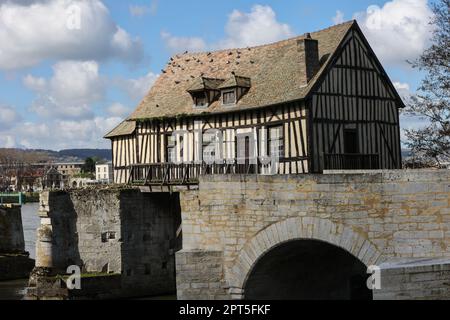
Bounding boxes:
[127,20,358,122]
[170,20,356,58]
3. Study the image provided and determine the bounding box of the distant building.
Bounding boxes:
[42,167,63,189]
[95,163,113,183]
[21,168,45,192]
[69,177,96,189]
[56,162,83,184]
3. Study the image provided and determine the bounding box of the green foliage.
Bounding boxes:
[404,0,450,164]
[82,157,96,174]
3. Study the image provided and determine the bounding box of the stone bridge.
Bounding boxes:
[30,170,450,300]
[176,171,450,300]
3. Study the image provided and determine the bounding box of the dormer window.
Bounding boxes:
[223,90,236,105]
[219,74,251,106]
[187,77,224,108]
[193,92,207,107]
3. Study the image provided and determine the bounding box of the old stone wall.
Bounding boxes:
[177,170,450,300]
[375,259,450,300]
[0,205,34,281]
[0,205,25,253]
[31,188,180,299]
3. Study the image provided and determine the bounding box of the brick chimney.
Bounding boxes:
[297,33,320,85]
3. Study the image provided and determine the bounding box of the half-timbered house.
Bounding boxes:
[105,21,404,185]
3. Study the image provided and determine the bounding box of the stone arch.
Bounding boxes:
[227,217,384,298]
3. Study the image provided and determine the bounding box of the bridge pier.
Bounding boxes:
[0,205,34,281]
[27,188,181,300]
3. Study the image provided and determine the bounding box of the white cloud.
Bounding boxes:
[394,82,410,91]
[115,71,158,101]
[218,5,293,49]
[130,5,148,17]
[332,10,345,25]
[25,60,104,120]
[161,5,293,53]
[161,31,207,54]
[0,135,16,148]
[129,1,158,17]
[49,61,103,104]
[354,0,434,66]
[394,81,416,107]
[23,74,47,92]
[107,103,131,118]
[0,0,143,70]
[394,81,410,94]
[1,116,122,150]
[0,105,20,129]
[16,61,159,149]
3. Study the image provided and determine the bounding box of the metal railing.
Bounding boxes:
[0,193,25,205]
[128,159,287,185]
[324,154,380,170]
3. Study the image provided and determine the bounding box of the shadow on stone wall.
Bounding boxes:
[27,188,181,300]
[119,191,181,298]
[0,205,35,281]
[50,193,82,273]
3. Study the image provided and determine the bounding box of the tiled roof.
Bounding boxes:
[187,77,225,92]
[104,120,136,138]
[130,21,355,121]
[218,75,251,89]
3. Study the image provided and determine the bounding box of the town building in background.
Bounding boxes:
[69,177,96,188]
[56,162,84,185]
[95,163,113,183]
[42,167,63,190]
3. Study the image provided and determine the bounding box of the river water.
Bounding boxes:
[0,203,40,300]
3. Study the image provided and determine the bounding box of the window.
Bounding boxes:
[223,130,235,161]
[344,129,359,154]
[268,126,284,159]
[203,131,221,162]
[165,134,176,163]
[193,92,207,107]
[179,135,184,160]
[223,90,236,105]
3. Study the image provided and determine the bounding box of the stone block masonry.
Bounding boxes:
[0,205,25,253]
[375,259,450,300]
[176,170,450,300]
[0,205,35,281]
[22,170,450,299]
[28,187,181,300]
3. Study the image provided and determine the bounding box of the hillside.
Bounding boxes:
[0,148,112,163]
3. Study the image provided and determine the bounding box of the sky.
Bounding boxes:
[0,0,435,151]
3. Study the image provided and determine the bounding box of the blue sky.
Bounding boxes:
[0,0,434,150]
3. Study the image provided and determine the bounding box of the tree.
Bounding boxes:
[404,0,450,164]
[82,157,96,174]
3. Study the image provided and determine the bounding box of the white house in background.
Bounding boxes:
[96,163,113,183]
